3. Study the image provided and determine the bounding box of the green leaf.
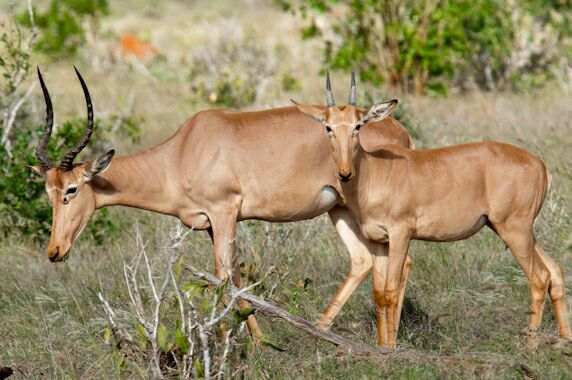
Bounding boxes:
[157,324,169,352]
[259,334,286,352]
[182,279,209,293]
[117,353,126,369]
[175,255,185,280]
[102,326,112,344]
[233,307,256,324]
[174,328,189,354]
[193,358,205,377]
[215,278,229,306]
[240,307,255,320]
[137,323,147,351]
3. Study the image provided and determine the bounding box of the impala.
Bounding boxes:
[295,76,572,348]
[33,68,414,339]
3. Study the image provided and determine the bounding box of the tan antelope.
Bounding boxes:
[32,68,414,339]
[294,75,572,349]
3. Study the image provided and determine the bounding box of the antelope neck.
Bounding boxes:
[91,147,177,216]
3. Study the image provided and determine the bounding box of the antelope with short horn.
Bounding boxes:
[295,74,572,349]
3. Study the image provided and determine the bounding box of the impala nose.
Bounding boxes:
[339,172,352,182]
[48,247,59,262]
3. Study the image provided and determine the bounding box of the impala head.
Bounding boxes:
[33,67,115,262]
[293,70,398,182]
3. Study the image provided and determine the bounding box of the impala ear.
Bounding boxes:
[29,165,46,177]
[84,149,115,180]
[292,100,327,123]
[361,99,398,125]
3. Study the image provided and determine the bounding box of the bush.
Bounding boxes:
[188,20,296,108]
[18,0,109,57]
[278,0,572,94]
[98,225,267,378]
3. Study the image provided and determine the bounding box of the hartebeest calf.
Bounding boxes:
[32,68,413,339]
[295,74,572,348]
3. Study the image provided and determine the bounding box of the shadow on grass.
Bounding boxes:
[398,296,445,350]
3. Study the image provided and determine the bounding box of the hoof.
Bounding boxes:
[377,346,394,354]
[521,327,539,350]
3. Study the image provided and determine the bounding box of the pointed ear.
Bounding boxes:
[29,165,46,177]
[84,149,115,180]
[292,100,327,123]
[361,99,398,125]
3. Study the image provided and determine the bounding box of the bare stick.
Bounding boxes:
[184,264,521,367]
[1,81,35,156]
[26,0,36,48]
[97,292,135,346]
[216,328,233,380]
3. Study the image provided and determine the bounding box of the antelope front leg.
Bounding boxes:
[383,228,411,349]
[394,255,413,337]
[209,211,263,338]
[318,207,374,329]
[321,207,413,335]
[372,244,389,347]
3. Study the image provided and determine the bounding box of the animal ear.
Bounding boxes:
[292,100,327,123]
[84,149,115,180]
[29,165,46,177]
[361,99,398,125]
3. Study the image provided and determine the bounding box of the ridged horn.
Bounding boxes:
[59,67,94,171]
[35,67,54,170]
[348,68,356,106]
[326,71,335,107]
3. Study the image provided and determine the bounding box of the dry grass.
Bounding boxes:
[1,0,572,378]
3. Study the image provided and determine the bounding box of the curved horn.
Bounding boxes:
[59,67,94,171]
[36,67,54,170]
[348,68,356,106]
[326,71,335,107]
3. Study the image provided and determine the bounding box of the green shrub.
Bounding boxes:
[278,0,572,94]
[18,0,109,57]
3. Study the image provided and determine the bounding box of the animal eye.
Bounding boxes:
[326,126,333,134]
[355,123,362,131]
[66,187,77,195]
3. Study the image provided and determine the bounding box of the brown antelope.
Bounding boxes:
[295,75,572,349]
[32,68,414,339]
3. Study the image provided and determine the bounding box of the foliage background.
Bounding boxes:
[0,0,571,378]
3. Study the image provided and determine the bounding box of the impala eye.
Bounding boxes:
[326,126,333,134]
[65,187,78,196]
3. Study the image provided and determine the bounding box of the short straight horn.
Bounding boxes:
[348,69,356,106]
[59,67,95,171]
[326,71,335,107]
[36,67,54,170]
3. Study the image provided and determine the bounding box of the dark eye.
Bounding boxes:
[355,123,362,131]
[66,187,77,195]
[326,126,333,133]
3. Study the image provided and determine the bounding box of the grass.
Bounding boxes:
[1,0,572,378]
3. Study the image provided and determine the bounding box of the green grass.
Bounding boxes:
[1,0,572,378]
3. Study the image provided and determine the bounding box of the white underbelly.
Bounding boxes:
[239,185,341,222]
[316,186,340,211]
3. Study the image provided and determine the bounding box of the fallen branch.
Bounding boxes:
[185,264,524,369]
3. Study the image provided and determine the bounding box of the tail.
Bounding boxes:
[533,159,550,220]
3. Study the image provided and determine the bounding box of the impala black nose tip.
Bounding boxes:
[48,248,59,262]
[339,173,352,182]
